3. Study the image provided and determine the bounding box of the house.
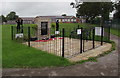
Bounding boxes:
[35,16,81,23]
[21,17,35,24]
[5,17,35,24]
[5,16,82,25]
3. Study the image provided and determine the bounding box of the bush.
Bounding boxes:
[51,24,55,28]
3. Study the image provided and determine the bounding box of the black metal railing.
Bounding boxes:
[11,23,110,58]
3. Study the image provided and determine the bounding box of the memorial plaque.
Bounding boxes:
[34,16,51,40]
[41,22,48,35]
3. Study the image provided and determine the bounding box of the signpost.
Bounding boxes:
[77,29,81,35]
[55,31,60,34]
[95,27,104,45]
[15,33,23,38]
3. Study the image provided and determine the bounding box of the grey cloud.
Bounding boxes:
[1,2,76,17]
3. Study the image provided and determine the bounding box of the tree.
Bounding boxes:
[114,1,120,19]
[70,2,113,23]
[77,2,101,23]
[62,14,67,16]
[6,11,19,20]
[0,15,7,23]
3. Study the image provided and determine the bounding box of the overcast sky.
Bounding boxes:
[0,2,76,17]
[0,0,114,17]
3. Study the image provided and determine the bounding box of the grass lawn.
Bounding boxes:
[0,25,2,67]
[51,23,97,38]
[2,24,72,68]
[51,23,96,32]
[2,23,95,68]
[2,23,113,68]
[110,28,120,37]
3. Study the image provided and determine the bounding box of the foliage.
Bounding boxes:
[51,24,55,28]
[93,17,101,25]
[114,1,120,19]
[61,14,67,16]
[6,11,19,20]
[70,2,75,8]
[0,15,7,23]
[76,57,97,64]
[70,2,113,23]
[110,28,120,37]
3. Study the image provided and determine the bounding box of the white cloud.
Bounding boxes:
[1,0,112,2]
[1,2,76,17]
[0,0,113,17]
[2,0,75,2]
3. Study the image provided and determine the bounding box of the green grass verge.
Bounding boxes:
[2,23,116,68]
[2,25,71,68]
[98,41,116,56]
[110,28,120,37]
[50,23,95,34]
[51,23,110,42]
[0,25,2,67]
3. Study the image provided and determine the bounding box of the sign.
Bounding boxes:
[77,29,81,34]
[95,27,104,36]
[55,31,60,34]
[15,33,23,38]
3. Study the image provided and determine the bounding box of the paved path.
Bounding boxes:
[2,34,119,76]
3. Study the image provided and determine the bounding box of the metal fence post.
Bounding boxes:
[80,27,83,53]
[11,26,14,40]
[108,22,111,41]
[83,33,85,52]
[78,25,79,28]
[93,28,95,49]
[62,28,64,57]
[21,25,24,33]
[101,26,103,45]
[28,27,30,47]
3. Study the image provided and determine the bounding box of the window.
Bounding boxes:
[68,19,70,22]
[74,19,76,22]
[65,19,67,22]
[59,19,61,22]
[62,19,65,22]
[71,19,73,22]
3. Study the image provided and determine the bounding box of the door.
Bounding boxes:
[41,22,48,35]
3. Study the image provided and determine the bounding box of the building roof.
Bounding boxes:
[36,16,77,19]
[19,16,78,21]
[20,17,35,20]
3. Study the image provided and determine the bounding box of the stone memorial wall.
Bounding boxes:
[34,17,51,40]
